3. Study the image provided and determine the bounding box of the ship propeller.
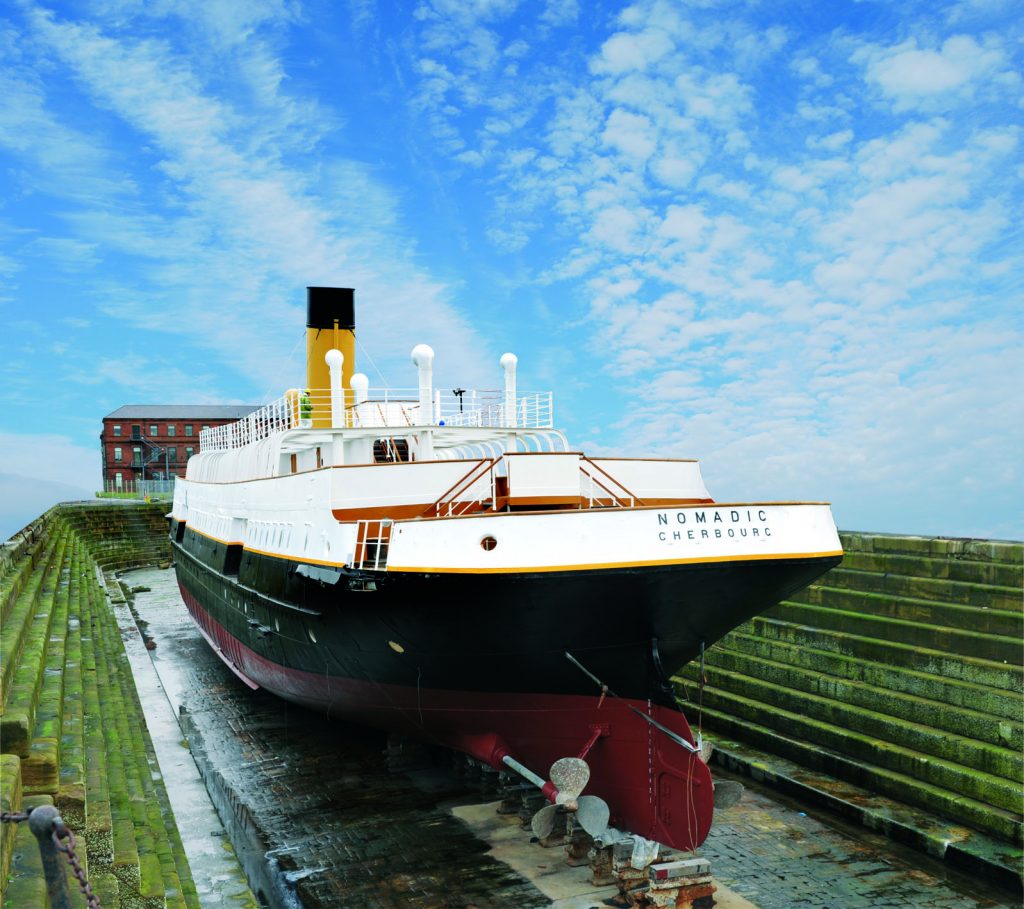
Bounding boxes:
[696,737,744,809]
[712,779,744,809]
[529,757,611,840]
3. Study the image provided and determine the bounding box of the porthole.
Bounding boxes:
[480,536,498,551]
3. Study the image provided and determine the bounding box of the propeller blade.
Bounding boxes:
[713,779,744,809]
[574,795,610,839]
[531,804,559,840]
[549,757,590,800]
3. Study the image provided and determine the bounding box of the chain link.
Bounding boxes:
[52,820,103,909]
[1,808,102,908]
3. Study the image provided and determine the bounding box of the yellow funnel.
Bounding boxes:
[305,287,355,428]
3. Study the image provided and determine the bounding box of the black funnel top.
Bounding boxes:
[307,287,355,330]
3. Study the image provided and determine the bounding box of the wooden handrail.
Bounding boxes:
[420,458,497,517]
[580,455,644,507]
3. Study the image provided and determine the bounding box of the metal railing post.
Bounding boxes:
[28,805,74,909]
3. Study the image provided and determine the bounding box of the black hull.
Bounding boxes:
[171,520,840,704]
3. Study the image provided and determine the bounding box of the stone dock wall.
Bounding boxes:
[676,531,1023,882]
[0,502,198,908]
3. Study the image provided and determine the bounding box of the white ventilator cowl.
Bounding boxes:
[412,344,435,424]
[325,349,345,428]
[500,352,518,427]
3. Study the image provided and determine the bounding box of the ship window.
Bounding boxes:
[480,536,498,551]
[373,438,410,463]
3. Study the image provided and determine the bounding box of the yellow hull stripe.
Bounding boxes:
[180,524,348,568]
[386,550,844,574]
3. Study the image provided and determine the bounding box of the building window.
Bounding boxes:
[113,425,122,437]
[185,424,193,436]
[115,472,123,489]
[132,425,141,440]
[185,447,195,459]
[114,447,122,461]
[167,424,176,437]
[201,424,210,432]
[168,446,178,463]
[149,424,158,436]
[132,446,142,466]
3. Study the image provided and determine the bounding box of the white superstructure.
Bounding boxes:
[172,344,839,578]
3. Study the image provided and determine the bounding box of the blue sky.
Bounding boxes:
[0,0,1021,540]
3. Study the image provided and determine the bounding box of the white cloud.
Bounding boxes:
[675,71,753,128]
[601,108,657,166]
[856,34,1013,109]
[541,0,579,26]
[592,28,674,75]
[658,205,709,247]
[791,55,834,88]
[807,129,853,152]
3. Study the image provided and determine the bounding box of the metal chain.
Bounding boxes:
[52,819,103,909]
[0,808,102,908]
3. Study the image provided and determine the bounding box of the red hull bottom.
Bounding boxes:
[180,584,715,850]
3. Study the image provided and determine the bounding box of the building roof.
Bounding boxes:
[104,405,260,420]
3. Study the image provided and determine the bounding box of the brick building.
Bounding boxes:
[100,405,258,490]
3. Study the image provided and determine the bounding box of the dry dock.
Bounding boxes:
[2,502,1022,907]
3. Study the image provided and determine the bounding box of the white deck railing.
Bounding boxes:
[199,388,554,452]
[199,393,296,451]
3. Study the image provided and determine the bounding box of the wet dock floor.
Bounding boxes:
[122,567,1018,909]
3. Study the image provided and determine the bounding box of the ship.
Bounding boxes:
[169,286,843,852]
